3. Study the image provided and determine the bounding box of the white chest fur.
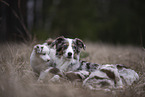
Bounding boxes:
[54,57,80,72]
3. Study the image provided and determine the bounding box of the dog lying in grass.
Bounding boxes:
[83,64,139,91]
[49,36,100,72]
[30,44,52,76]
[48,36,139,90]
[30,43,82,82]
[29,42,90,82]
[30,44,58,81]
[30,37,139,91]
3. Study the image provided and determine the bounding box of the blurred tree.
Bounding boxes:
[96,0,145,45]
[0,0,31,42]
[0,0,145,46]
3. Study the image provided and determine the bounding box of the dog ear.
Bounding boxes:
[50,36,65,48]
[74,38,86,50]
[45,38,54,45]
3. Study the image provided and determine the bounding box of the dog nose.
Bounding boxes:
[68,52,72,56]
[47,59,50,62]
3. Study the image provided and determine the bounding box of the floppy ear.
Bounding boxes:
[74,38,86,50]
[50,36,65,48]
[45,38,54,45]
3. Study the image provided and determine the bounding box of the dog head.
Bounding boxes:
[34,44,51,62]
[50,36,86,60]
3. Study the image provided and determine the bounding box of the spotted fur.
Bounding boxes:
[49,36,86,72]
[77,61,100,72]
[50,36,85,60]
[30,37,139,90]
[83,64,139,90]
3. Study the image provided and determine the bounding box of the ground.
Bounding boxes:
[0,42,145,97]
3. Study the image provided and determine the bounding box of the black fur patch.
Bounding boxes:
[99,81,110,87]
[101,69,115,80]
[73,39,85,54]
[116,64,128,69]
[86,63,91,70]
[49,68,60,74]
[100,69,118,85]
[41,47,44,52]
[78,61,100,72]
[94,76,106,80]
[55,40,66,57]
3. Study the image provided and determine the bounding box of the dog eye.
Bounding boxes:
[73,46,76,49]
[42,53,46,55]
[36,46,39,48]
[63,45,68,48]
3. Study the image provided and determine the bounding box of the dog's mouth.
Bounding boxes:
[67,56,72,59]
[65,56,73,60]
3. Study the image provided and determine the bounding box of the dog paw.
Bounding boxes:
[37,79,44,84]
[49,75,60,82]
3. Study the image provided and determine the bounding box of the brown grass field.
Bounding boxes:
[0,42,145,97]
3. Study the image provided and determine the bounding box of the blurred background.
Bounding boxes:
[0,0,145,45]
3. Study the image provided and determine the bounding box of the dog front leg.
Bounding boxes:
[37,67,54,83]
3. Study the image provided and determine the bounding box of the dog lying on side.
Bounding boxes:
[83,64,139,91]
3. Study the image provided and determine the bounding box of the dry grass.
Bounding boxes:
[0,42,145,97]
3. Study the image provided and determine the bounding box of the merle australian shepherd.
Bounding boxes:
[49,36,99,72]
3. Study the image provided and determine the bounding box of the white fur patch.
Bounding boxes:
[64,38,74,59]
[30,44,52,75]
